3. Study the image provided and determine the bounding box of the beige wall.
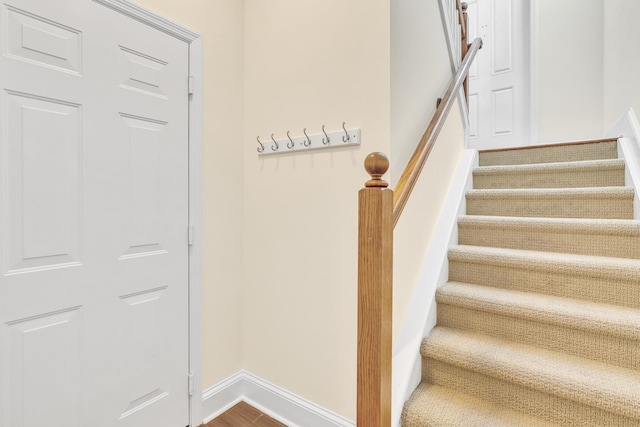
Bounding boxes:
[132,0,246,389]
[603,0,640,128]
[242,0,390,419]
[133,0,465,421]
[538,0,604,142]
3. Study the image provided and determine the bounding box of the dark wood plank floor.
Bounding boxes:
[205,401,287,427]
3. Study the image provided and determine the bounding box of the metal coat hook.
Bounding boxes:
[287,131,295,149]
[322,125,330,145]
[270,134,279,151]
[256,136,265,153]
[342,122,350,142]
[303,128,311,147]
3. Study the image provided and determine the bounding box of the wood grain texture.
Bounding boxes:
[205,402,286,427]
[392,37,482,228]
[358,154,393,427]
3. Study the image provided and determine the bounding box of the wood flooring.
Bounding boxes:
[205,401,287,427]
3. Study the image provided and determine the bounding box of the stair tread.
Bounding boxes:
[422,327,640,418]
[449,244,640,278]
[474,158,625,175]
[403,383,555,427]
[458,215,640,233]
[478,139,618,166]
[437,282,640,339]
[466,186,634,198]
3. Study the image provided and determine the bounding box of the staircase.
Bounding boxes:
[401,139,640,426]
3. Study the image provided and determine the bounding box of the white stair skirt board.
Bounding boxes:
[202,371,355,427]
[607,108,640,219]
[391,149,478,427]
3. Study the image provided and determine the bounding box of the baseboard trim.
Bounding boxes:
[202,371,355,427]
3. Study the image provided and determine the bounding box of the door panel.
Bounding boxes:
[0,1,190,426]
[5,91,82,273]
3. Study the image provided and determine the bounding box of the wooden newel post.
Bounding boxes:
[357,152,393,427]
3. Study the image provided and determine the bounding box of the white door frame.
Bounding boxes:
[529,0,539,145]
[92,1,203,425]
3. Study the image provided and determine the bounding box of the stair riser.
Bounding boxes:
[458,224,640,259]
[422,358,637,426]
[437,303,640,371]
[479,140,618,166]
[466,195,633,219]
[448,259,640,309]
[473,168,624,189]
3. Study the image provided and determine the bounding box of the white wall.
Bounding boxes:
[538,0,604,142]
[603,0,640,129]
[390,0,464,340]
[243,0,390,420]
[390,0,454,184]
[132,0,245,390]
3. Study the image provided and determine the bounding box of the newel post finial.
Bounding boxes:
[364,152,389,188]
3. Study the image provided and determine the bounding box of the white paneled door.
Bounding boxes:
[0,1,190,426]
[467,0,531,149]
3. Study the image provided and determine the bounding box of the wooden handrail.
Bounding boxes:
[392,37,481,227]
[356,36,481,427]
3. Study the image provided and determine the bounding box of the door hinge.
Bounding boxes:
[188,224,194,246]
[188,372,194,396]
[188,75,194,95]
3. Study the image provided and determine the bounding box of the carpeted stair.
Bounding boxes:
[402,139,640,426]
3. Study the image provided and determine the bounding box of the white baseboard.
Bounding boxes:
[391,149,478,426]
[201,370,355,427]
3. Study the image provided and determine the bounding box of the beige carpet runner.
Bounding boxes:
[401,139,640,426]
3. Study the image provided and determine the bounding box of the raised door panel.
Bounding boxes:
[118,286,170,422]
[4,4,82,75]
[3,91,82,274]
[119,114,168,259]
[491,0,513,74]
[492,87,515,135]
[4,307,82,427]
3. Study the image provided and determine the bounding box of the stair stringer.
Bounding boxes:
[391,149,478,427]
[607,108,640,219]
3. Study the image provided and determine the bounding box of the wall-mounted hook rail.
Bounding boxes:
[257,124,361,156]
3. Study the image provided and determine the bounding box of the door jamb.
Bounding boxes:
[529,0,539,145]
[91,1,203,425]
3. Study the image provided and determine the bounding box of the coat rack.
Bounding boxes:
[257,122,360,156]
